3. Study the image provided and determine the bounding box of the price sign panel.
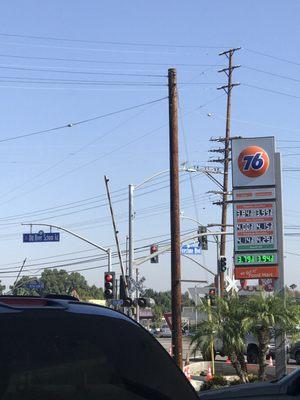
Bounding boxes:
[233,202,277,252]
[235,252,278,266]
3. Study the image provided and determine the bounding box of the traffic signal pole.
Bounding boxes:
[128,184,134,302]
[168,68,183,369]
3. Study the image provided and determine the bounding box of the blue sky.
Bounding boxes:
[0,0,299,292]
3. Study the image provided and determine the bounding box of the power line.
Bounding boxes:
[0,52,223,68]
[0,104,156,201]
[0,77,167,86]
[244,65,300,83]
[243,83,300,99]
[245,48,300,67]
[0,32,227,49]
[0,64,165,77]
[0,96,167,144]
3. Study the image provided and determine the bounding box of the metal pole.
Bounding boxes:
[136,268,140,323]
[207,297,215,375]
[274,152,287,379]
[195,285,198,327]
[13,258,27,290]
[128,184,134,301]
[168,67,183,369]
[107,248,112,273]
[216,235,221,296]
[104,176,127,283]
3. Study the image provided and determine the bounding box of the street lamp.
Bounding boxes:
[128,166,217,297]
[128,166,199,300]
[21,223,112,272]
[180,215,221,293]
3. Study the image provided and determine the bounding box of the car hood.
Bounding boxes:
[199,381,280,399]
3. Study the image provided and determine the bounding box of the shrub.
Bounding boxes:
[200,375,228,391]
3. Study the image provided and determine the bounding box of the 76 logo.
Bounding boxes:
[238,146,269,178]
[242,152,264,171]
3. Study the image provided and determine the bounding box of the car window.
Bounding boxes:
[0,310,197,400]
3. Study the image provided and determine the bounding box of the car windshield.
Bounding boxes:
[0,310,197,400]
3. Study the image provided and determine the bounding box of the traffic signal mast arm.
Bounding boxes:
[134,231,233,267]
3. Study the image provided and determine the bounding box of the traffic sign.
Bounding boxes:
[26,282,44,290]
[110,299,124,306]
[225,276,239,293]
[23,231,60,243]
[128,276,146,295]
[181,243,201,255]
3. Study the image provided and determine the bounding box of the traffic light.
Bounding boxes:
[208,288,216,306]
[119,275,132,307]
[150,244,159,263]
[219,256,227,273]
[133,297,155,308]
[104,271,115,299]
[198,226,208,250]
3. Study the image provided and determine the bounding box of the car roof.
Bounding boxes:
[0,295,135,323]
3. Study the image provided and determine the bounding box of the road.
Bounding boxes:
[156,336,300,372]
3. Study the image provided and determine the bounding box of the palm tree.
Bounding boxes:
[190,294,249,382]
[243,291,300,381]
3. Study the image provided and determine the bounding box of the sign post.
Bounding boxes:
[231,137,286,378]
[23,230,60,243]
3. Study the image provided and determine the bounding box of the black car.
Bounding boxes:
[0,295,198,400]
[199,369,300,399]
[289,341,300,365]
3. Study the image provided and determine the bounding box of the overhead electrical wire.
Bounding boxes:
[0,53,223,68]
[0,95,167,144]
[0,100,159,201]
[0,227,196,270]
[243,83,300,99]
[244,65,300,84]
[0,64,166,77]
[0,77,167,86]
[0,93,223,206]
[0,32,227,49]
[245,48,300,67]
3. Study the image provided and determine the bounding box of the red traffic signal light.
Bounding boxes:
[150,244,159,263]
[208,288,216,296]
[104,272,115,299]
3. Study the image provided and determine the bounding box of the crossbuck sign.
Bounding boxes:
[225,276,239,293]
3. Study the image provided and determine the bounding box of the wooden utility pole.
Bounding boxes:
[168,68,183,369]
[217,48,240,292]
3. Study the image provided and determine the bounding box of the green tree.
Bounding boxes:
[10,276,40,296]
[243,291,300,381]
[0,280,5,294]
[191,294,249,382]
[10,270,104,300]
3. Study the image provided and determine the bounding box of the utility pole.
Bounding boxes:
[168,68,183,369]
[217,48,241,293]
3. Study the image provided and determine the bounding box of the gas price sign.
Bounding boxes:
[235,253,278,266]
[233,202,277,252]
